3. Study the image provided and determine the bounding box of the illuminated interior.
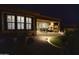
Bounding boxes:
[37,22,49,31]
[37,22,56,32]
[37,21,59,34]
[36,19,64,42]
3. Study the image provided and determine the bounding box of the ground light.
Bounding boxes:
[36,35,64,48]
[36,36,52,42]
[36,30,65,48]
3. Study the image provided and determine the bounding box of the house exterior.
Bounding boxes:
[0,7,61,42]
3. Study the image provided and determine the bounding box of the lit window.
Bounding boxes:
[7,15,15,30]
[37,22,49,31]
[26,17,32,30]
[17,16,24,30]
[38,23,48,29]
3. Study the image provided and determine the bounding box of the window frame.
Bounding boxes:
[5,13,33,31]
[17,16,25,30]
[25,17,33,30]
[6,15,15,30]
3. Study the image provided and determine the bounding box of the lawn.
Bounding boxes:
[48,35,65,48]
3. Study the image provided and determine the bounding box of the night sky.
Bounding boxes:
[2,4,79,25]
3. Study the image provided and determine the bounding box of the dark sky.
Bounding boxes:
[3,4,79,25]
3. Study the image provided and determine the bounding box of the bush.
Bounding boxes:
[63,28,79,54]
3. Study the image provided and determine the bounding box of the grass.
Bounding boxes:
[49,36,64,48]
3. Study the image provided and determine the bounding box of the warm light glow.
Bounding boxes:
[48,38,62,48]
[36,31,64,48]
[42,23,48,28]
[36,36,52,42]
[58,31,64,35]
[50,22,54,25]
[47,35,63,48]
[37,22,49,29]
[48,22,54,30]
